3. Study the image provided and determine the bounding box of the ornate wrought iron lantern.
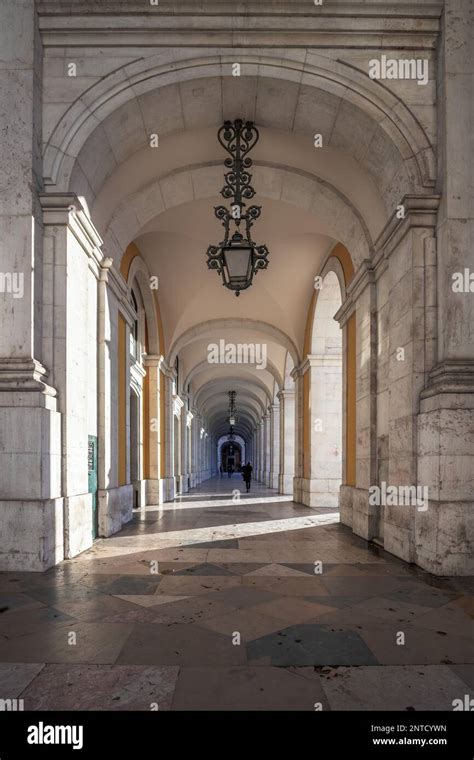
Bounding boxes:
[207,119,269,296]
[228,390,237,426]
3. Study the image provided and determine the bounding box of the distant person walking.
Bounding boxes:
[242,462,253,493]
[227,463,233,478]
[219,464,223,477]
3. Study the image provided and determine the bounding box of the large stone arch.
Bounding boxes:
[168,319,300,370]
[44,53,434,203]
[103,162,374,268]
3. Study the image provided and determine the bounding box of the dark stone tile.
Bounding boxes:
[247,624,379,667]
[383,586,456,609]
[322,576,408,598]
[449,664,474,690]
[80,576,162,595]
[116,623,247,666]
[185,540,239,550]
[305,596,357,609]
[207,585,278,610]
[172,563,236,576]
[281,563,325,576]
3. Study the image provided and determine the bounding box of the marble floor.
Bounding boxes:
[0,476,472,711]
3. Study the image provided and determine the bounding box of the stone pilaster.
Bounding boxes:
[278,389,295,495]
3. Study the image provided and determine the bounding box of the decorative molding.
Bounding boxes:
[421,360,474,399]
[173,394,184,417]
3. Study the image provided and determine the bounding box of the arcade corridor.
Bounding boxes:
[0,476,472,711]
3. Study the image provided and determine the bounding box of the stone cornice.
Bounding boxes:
[158,356,176,380]
[335,196,441,326]
[373,194,441,271]
[37,2,442,49]
[40,193,104,278]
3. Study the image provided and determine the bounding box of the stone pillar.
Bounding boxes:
[163,370,176,501]
[300,354,343,508]
[258,419,265,482]
[173,394,183,493]
[189,407,198,487]
[278,389,295,495]
[269,403,280,489]
[292,368,305,503]
[263,411,271,486]
[415,0,474,574]
[0,1,63,571]
[41,195,110,558]
[179,396,189,494]
[142,354,163,505]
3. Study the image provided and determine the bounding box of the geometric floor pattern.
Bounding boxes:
[0,476,472,710]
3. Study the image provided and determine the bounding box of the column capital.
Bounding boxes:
[277,388,295,401]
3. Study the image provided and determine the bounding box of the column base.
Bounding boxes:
[0,498,64,571]
[278,473,294,495]
[64,493,93,559]
[163,477,176,501]
[98,485,133,537]
[300,477,341,509]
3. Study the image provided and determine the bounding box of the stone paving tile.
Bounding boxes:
[207,548,273,563]
[150,595,236,625]
[247,624,379,667]
[116,594,190,608]
[0,622,134,664]
[171,666,330,710]
[0,593,46,613]
[0,476,472,710]
[251,597,335,624]
[346,596,434,623]
[171,563,237,576]
[412,603,474,638]
[32,595,150,623]
[243,575,330,597]
[185,539,240,549]
[382,584,458,608]
[321,575,413,598]
[0,606,74,638]
[205,585,279,610]
[198,607,286,641]
[246,563,309,577]
[116,623,247,666]
[311,664,470,711]
[449,664,474,689]
[0,663,45,698]
[156,575,241,597]
[20,664,179,710]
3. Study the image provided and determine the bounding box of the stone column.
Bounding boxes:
[173,394,183,493]
[142,354,162,505]
[292,367,305,503]
[278,389,295,495]
[269,403,280,489]
[257,419,264,482]
[41,195,112,558]
[0,1,63,571]
[415,0,474,574]
[179,395,189,494]
[299,354,343,508]
[162,368,176,501]
[263,411,272,486]
[189,407,198,487]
